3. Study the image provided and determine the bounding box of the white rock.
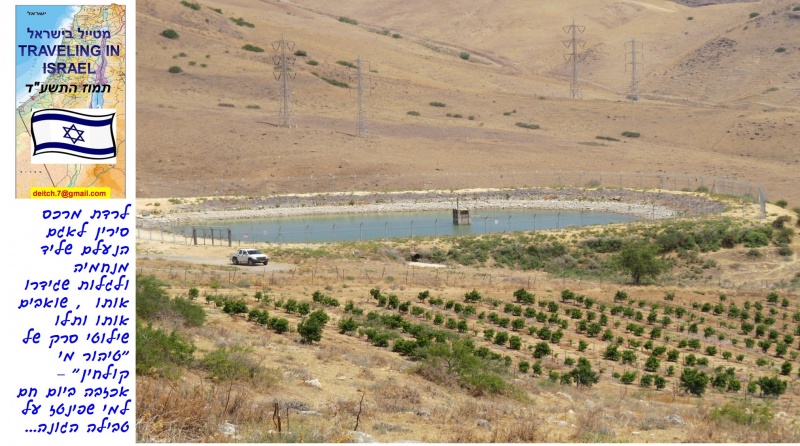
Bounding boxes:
[304,378,322,389]
[665,414,685,426]
[348,431,380,443]
[556,391,573,402]
[218,422,237,436]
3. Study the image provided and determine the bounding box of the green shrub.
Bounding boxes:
[749,12,759,18]
[136,321,195,378]
[200,346,255,381]
[181,1,200,11]
[306,59,319,66]
[268,317,290,333]
[622,131,641,138]
[336,60,356,68]
[218,103,234,107]
[533,341,551,358]
[321,77,349,88]
[298,310,329,344]
[710,402,772,427]
[339,16,358,25]
[680,367,709,396]
[775,47,786,53]
[464,289,482,303]
[161,29,179,39]
[293,50,307,57]
[742,230,770,248]
[407,111,420,116]
[620,370,638,384]
[338,317,359,334]
[757,376,787,397]
[230,17,255,27]
[774,199,788,208]
[168,66,183,74]
[243,44,264,52]
[392,33,402,39]
[459,51,470,60]
[429,102,446,107]
[596,135,620,141]
[210,7,222,14]
[246,104,260,109]
[515,122,540,129]
[171,298,206,327]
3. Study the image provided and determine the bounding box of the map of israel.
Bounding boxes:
[15,4,126,198]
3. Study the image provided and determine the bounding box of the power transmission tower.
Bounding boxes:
[562,19,586,99]
[625,38,643,102]
[272,35,296,127]
[356,56,368,138]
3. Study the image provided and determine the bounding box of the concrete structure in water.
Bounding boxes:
[452,197,471,225]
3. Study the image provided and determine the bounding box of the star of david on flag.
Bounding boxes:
[31,109,116,160]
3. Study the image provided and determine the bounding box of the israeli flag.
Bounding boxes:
[31,108,116,162]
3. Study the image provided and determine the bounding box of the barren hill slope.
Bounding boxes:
[136,0,800,204]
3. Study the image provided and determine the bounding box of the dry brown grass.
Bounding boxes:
[136,0,800,206]
[136,377,214,442]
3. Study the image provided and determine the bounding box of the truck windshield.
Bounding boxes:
[246,250,263,254]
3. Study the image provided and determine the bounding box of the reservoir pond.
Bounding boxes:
[181,209,639,244]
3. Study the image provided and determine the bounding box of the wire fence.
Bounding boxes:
[136,211,644,246]
[136,170,767,246]
[135,261,797,296]
[138,170,766,203]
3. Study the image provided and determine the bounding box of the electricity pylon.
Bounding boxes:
[563,19,586,99]
[625,38,643,102]
[272,35,296,126]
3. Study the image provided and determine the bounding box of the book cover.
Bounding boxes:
[15,4,126,198]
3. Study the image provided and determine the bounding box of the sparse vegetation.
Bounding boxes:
[336,60,356,68]
[293,50,307,57]
[429,102,446,107]
[306,59,319,66]
[515,122,540,130]
[775,47,787,53]
[407,111,420,116]
[622,131,641,138]
[749,12,760,18]
[339,16,358,25]
[168,66,183,74]
[230,17,255,27]
[242,44,264,53]
[459,51,470,60]
[321,77,349,88]
[181,1,201,11]
[161,29,179,39]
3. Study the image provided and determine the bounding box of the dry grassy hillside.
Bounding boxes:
[136,0,799,202]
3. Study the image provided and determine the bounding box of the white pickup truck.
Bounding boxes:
[230,248,269,266]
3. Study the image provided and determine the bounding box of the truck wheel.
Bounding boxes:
[248,258,254,266]
[265,260,269,266]
[232,257,239,265]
